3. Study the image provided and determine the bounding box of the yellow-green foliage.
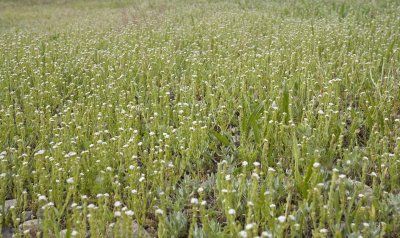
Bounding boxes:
[0,0,400,237]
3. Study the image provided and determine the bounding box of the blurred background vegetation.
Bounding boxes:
[1,0,399,33]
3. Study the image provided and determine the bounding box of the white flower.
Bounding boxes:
[190,198,199,205]
[66,177,74,184]
[67,151,77,157]
[313,162,320,168]
[114,211,121,217]
[197,187,204,193]
[114,201,122,207]
[155,209,164,215]
[242,161,248,166]
[252,173,260,180]
[125,210,134,216]
[271,101,278,110]
[71,230,78,236]
[277,215,286,223]
[261,231,272,237]
[131,189,138,194]
[245,223,254,230]
[268,167,276,172]
[320,228,329,233]
[239,230,248,238]
[38,195,47,201]
[34,150,45,156]
[228,209,236,215]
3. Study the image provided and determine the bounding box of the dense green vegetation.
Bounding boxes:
[1,0,400,237]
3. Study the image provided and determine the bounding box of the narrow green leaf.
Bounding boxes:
[210,130,231,146]
[247,101,265,143]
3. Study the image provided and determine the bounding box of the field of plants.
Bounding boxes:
[1,0,400,237]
